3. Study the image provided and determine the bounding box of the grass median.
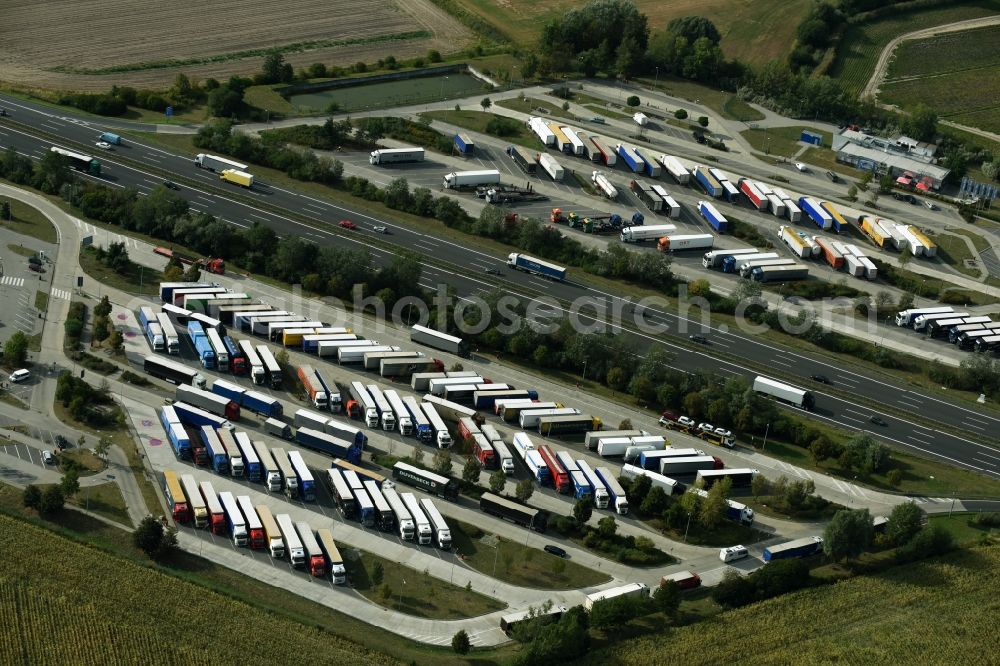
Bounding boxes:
[450,519,611,589]
[342,547,506,619]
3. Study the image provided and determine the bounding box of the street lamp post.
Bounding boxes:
[762,422,770,451]
[683,511,692,543]
[581,359,587,382]
[654,67,660,90]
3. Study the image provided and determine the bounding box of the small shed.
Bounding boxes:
[800,130,824,146]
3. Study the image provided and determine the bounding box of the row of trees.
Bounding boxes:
[55,373,122,428]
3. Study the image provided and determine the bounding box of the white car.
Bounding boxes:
[372,225,387,233]
[9,369,30,383]
[923,200,936,210]
[95,141,112,150]
[794,162,808,172]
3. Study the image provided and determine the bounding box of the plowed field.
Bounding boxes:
[0,0,469,91]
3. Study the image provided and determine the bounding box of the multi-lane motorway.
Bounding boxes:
[1,92,998,479]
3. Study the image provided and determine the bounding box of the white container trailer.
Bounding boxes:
[369,147,424,165]
[584,582,649,611]
[597,437,632,457]
[529,117,556,146]
[592,171,618,199]
[420,498,453,549]
[752,375,813,409]
[740,259,796,277]
[338,344,398,364]
[421,402,453,448]
[659,155,690,184]
[401,492,432,545]
[766,194,786,217]
[539,153,565,181]
[383,389,413,436]
[560,126,586,155]
[218,491,248,547]
[519,407,579,428]
[382,484,415,540]
[155,312,180,355]
[275,512,305,566]
[443,170,502,189]
[365,385,396,431]
[620,464,681,495]
[633,112,649,126]
[577,460,609,508]
[619,224,677,243]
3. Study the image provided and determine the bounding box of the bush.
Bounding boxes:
[674,108,688,120]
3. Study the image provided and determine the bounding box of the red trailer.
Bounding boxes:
[458,416,480,442]
[537,445,570,493]
[660,570,702,590]
[738,179,766,210]
[472,433,496,469]
[813,237,845,269]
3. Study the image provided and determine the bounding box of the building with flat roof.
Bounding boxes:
[833,130,949,190]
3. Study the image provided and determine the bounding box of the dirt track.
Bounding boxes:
[861,15,1000,100]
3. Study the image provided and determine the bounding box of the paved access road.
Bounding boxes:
[2,98,998,479]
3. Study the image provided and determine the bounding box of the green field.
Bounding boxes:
[448,0,810,67]
[830,0,1000,92]
[0,513,402,665]
[740,125,830,157]
[882,63,1000,134]
[582,545,1000,665]
[886,24,1000,79]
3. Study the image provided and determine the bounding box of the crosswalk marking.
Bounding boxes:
[50,287,71,300]
[0,276,25,287]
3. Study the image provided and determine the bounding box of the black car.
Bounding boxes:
[544,544,567,558]
[870,415,888,427]
[689,334,709,344]
[485,267,502,276]
[825,170,839,183]
[163,180,181,190]
[810,374,830,384]
[55,435,71,450]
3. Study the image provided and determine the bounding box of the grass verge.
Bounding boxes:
[6,242,38,257]
[495,97,576,121]
[72,481,131,525]
[342,548,506,619]
[79,245,164,298]
[34,289,49,312]
[450,519,610,589]
[60,448,105,475]
[0,195,59,244]
[928,512,1000,546]
[420,109,544,151]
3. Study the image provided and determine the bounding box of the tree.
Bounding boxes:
[94,436,112,466]
[847,184,858,201]
[182,262,201,282]
[597,515,617,538]
[40,485,65,515]
[3,330,29,366]
[261,51,289,84]
[712,570,754,608]
[823,508,874,562]
[885,501,924,546]
[22,484,42,510]
[515,478,534,502]
[480,97,492,111]
[433,449,453,476]
[699,477,731,529]
[60,469,80,498]
[372,561,384,586]
[0,200,11,220]
[573,497,594,525]
[640,486,669,516]
[108,328,124,355]
[452,629,471,655]
[697,116,709,127]
[134,515,166,557]
[674,108,688,120]
[411,447,425,467]
[886,468,903,487]
[617,418,633,430]
[626,95,640,107]
[590,595,640,630]
[904,103,938,142]
[462,457,481,486]
[489,469,506,494]
[751,473,770,500]
[653,580,681,618]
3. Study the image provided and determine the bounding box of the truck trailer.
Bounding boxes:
[506,253,567,281]
[369,147,424,165]
[410,324,469,356]
[479,492,548,531]
[698,200,728,233]
[443,170,500,189]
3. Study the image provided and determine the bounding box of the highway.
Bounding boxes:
[2,93,998,480]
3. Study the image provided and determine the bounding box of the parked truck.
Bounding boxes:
[592,171,618,199]
[507,253,566,281]
[595,467,628,514]
[619,224,677,243]
[454,133,474,156]
[297,365,330,410]
[651,185,682,218]
[410,324,469,356]
[739,179,766,210]
[763,536,824,562]
[632,180,663,212]
[369,147,424,165]
[698,200,728,233]
[634,147,661,177]
[539,153,564,181]
[616,143,647,173]
[656,234,714,253]
[694,166,722,198]
[589,136,617,166]
[200,426,229,475]
[316,528,347,583]
[750,264,809,282]
[479,492,548,531]
[444,169,502,189]
[176,384,240,421]
[659,155,690,184]
[799,197,833,230]
[296,427,362,464]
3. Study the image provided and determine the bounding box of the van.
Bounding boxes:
[9,369,30,384]
[720,545,749,563]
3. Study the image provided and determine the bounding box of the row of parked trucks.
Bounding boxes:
[163,470,346,582]
[859,216,937,256]
[895,306,1000,352]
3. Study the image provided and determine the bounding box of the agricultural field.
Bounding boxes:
[582,545,1000,665]
[829,0,1000,93]
[0,0,469,91]
[448,0,810,67]
[0,514,401,665]
[881,26,1000,134]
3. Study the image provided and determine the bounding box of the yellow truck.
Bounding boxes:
[220,169,253,188]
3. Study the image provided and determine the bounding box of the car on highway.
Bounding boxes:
[95,141,112,150]
[810,374,831,384]
[543,544,567,558]
[338,220,357,230]
[485,267,502,276]
[163,181,180,190]
[870,415,888,427]
[372,225,387,234]
[794,162,808,172]
[923,200,936,210]
[689,334,709,344]
[42,450,55,465]
[825,170,839,183]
